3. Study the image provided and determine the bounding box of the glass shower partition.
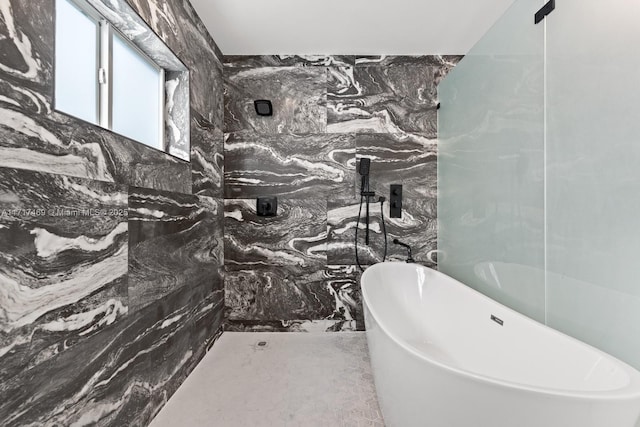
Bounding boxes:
[438,0,545,322]
[545,0,640,370]
[439,0,640,372]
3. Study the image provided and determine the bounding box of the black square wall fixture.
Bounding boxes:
[254,100,273,116]
[257,197,277,217]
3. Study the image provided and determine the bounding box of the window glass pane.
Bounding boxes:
[55,0,98,124]
[112,33,162,149]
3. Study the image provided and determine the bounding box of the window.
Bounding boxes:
[55,0,165,150]
[111,33,164,150]
[55,0,99,125]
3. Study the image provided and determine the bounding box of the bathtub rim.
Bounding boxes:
[361,261,640,401]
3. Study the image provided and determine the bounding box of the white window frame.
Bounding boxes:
[56,0,166,151]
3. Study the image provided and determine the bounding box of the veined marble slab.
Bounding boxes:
[224,319,358,333]
[128,0,224,66]
[224,132,355,199]
[0,0,226,425]
[0,284,224,426]
[0,167,128,383]
[356,132,437,199]
[223,55,355,68]
[0,0,54,108]
[327,198,437,267]
[355,55,463,68]
[224,66,327,134]
[128,187,223,313]
[191,110,224,197]
[327,66,439,135]
[224,265,360,326]
[224,199,327,271]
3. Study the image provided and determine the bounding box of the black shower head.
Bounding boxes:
[359,158,371,176]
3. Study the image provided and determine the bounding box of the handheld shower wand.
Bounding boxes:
[355,158,388,272]
[359,158,374,245]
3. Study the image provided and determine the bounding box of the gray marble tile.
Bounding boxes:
[0,107,113,183]
[355,55,464,67]
[128,0,224,66]
[356,133,437,199]
[181,0,224,64]
[146,285,224,416]
[191,110,224,197]
[224,132,355,199]
[191,290,226,364]
[225,267,335,321]
[224,199,327,270]
[224,319,357,333]
[0,0,54,109]
[224,67,327,134]
[0,0,226,424]
[207,60,225,128]
[126,160,191,194]
[165,71,191,161]
[0,283,224,427]
[355,55,463,86]
[325,265,363,330]
[0,87,193,194]
[0,167,128,383]
[327,66,439,135]
[79,115,193,193]
[224,265,360,325]
[134,0,226,126]
[223,55,355,68]
[327,198,437,267]
[128,188,223,313]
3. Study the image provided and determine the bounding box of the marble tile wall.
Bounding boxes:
[0,168,129,382]
[224,132,355,198]
[327,65,439,134]
[224,66,327,134]
[222,55,461,332]
[0,283,224,426]
[128,187,223,313]
[0,0,225,425]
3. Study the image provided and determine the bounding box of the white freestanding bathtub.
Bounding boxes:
[361,262,640,427]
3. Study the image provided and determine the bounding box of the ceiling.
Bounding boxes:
[189,0,517,56]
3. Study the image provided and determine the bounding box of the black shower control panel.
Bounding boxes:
[390,184,402,218]
[257,197,277,217]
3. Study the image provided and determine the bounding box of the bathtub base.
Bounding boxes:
[365,304,640,427]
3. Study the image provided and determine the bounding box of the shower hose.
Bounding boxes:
[355,195,388,273]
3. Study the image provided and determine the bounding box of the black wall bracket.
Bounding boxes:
[390,184,403,218]
[535,0,555,24]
